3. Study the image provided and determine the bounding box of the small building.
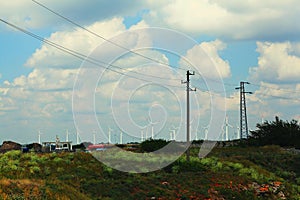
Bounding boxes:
[42,136,72,152]
[87,144,106,151]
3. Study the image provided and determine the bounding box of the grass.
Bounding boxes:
[0,145,299,199]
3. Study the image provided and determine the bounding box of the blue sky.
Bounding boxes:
[0,0,299,144]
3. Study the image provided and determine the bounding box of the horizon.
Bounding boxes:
[0,1,299,144]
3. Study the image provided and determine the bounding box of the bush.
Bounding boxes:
[249,116,300,147]
[140,139,170,152]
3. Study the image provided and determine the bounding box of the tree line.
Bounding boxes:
[248,116,300,148]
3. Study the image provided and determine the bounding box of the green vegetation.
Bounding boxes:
[140,139,170,152]
[0,117,299,199]
[0,145,299,199]
[249,116,300,148]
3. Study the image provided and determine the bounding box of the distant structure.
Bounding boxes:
[42,135,72,152]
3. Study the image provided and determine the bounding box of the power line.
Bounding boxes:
[0,18,185,89]
[193,71,237,87]
[1,18,180,81]
[33,0,254,91]
[22,0,300,100]
[1,19,238,96]
[31,0,189,73]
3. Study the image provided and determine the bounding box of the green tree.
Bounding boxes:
[249,116,300,148]
[140,139,170,152]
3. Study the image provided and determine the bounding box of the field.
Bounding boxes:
[0,144,299,200]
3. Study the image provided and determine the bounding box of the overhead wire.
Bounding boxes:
[2,18,298,103]
[0,18,185,89]
[31,0,255,92]
[6,0,300,102]
[31,0,189,73]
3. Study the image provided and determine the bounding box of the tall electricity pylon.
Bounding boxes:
[236,81,252,139]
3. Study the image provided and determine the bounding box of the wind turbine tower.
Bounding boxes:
[66,129,70,142]
[108,127,113,144]
[120,131,123,144]
[203,125,209,140]
[93,130,96,145]
[148,118,158,139]
[76,131,80,144]
[225,116,233,141]
[38,130,42,144]
[140,128,144,142]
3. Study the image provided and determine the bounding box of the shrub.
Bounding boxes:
[140,139,170,152]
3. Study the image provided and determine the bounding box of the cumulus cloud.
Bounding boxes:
[25,17,127,68]
[144,0,300,40]
[2,0,299,41]
[0,67,77,142]
[0,0,146,29]
[249,41,300,83]
[180,40,231,79]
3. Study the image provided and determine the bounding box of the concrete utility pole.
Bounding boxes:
[236,82,252,140]
[182,70,196,162]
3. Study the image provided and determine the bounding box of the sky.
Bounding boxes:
[0,0,299,144]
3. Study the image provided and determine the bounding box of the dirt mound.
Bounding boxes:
[0,141,21,153]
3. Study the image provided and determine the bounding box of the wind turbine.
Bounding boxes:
[169,128,175,141]
[202,125,209,141]
[140,128,144,142]
[171,125,179,141]
[140,126,148,142]
[65,129,71,142]
[148,117,158,139]
[76,131,81,144]
[108,127,113,144]
[145,126,148,140]
[38,130,43,144]
[93,130,96,145]
[120,131,123,144]
[224,116,233,141]
[235,124,240,140]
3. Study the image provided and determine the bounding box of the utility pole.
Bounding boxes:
[235,81,252,140]
[182,70,196,162]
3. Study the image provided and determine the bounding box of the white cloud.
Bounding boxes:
[25,17,126,69]
[249,41,300,83]
[247,41,300,123]
[243,81,300,123]
[144,0,300,40]
[0,0,146,29]
[180,40,231,79]
[2,0,299,42]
